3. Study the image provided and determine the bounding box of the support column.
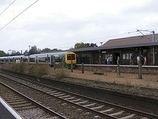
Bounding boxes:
[152,31,155,65]
[153,47,155,65]
[138,47,142,79]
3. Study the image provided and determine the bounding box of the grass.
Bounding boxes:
[0,63,158,89]
[53,68,67,79]
[1,63,27,73]
[0,63,158,98]
[0,63,68,79]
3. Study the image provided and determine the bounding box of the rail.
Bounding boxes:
[0,72,157,119]
[0,81,68,119]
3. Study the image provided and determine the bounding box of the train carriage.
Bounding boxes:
[28,51,77,68]
[0,56,7,64]
[0,51,76,69]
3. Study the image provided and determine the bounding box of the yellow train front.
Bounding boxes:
[63,52,77,69]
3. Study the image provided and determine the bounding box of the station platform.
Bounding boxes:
[0,97,22,119]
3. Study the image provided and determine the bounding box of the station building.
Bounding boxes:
[71,33,158,65]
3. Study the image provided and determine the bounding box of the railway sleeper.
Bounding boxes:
[54,93,65,97]
[4,99,26,103]
[119,114,136,119]
[64,96,75,100]
[99,108,114,113]
[90,105,104,110]
[7,101,29,105]
[4,97,24,100]
[12,103,33,108]
[109,111,124,116]
[53,91,63,94]
[59,95,70,98]
[141,117,149,119]
[76,100,88,104]
[70,98,81,102]
[83,103,96,107]
[14,105,36,111]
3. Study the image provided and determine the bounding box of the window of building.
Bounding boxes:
[123,54,126,59]
[123,53,130,59]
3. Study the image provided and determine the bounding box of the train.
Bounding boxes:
[0,51,77,68]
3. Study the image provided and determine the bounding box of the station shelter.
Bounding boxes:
[71,33,158,65]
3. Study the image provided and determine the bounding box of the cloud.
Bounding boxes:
[0,0,13,5]
[0,0,158,52]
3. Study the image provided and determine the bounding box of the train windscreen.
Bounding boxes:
[67,54,75,60]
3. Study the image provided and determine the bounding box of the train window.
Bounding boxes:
[123,54,126,59]
[30,58,35,62]
[67,54,75,60]
[38,57,46,62]
[126,53,130,59]
[55,56,62,62]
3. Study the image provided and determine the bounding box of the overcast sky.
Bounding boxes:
[0,0,158,53]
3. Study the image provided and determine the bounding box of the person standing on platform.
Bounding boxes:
[107,56,110,64]
[117,56,120,65]
[137,55,140,65]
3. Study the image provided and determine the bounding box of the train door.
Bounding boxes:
[50,55,55,67]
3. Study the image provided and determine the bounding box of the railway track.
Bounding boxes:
[0,82,68,119]
[0,72,158,119]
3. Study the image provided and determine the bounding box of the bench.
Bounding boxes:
[93,70,104,75]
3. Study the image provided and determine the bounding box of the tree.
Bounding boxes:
[0,50,6,56]
[74,42,98,49]
[41,48,51,53]
[85,43,98,47]
[74,42,86,49]
[23,50,28,56]
[29,46,40,55]
[11,50,21,56]
[42,48,63,52]
[69,47,75,50]
[51,48,62,52]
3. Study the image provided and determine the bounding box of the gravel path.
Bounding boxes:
[47,69,158,98]
[66,70,158,89]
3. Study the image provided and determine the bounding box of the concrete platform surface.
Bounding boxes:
[0,97,22,119]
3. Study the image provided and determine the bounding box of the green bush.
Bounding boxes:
[1,63,49,77]
[4,63,27,73]
[27,64,49,77]
[17,63,27,73]
[35,65,49,76]
[27,65,36,75]
[54,68,67,79]
[1,63,67,78]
